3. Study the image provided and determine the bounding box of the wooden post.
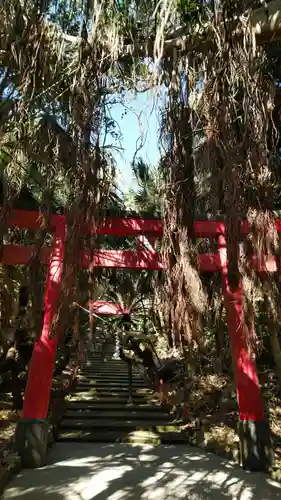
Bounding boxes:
[218,234,273,471]
[14,218,66,468]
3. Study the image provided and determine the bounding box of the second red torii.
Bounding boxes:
[2,244,280,274]
[90,301,126,316]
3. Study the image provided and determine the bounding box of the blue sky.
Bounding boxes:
[108,90,161,192]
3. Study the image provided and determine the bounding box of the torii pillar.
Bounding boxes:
[14,218,66,468]
[218,235,273,471]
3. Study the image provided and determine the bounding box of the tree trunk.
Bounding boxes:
[266,314,281,393]
[0,354,23,410]
[269,325,281,392]
[214,303,225,373]
[263,295,281,392]
[182,346,192,423]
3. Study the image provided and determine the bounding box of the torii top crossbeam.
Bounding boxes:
[3,208,281,237]
[2,208,281,272]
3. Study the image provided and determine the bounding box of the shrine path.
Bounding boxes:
[3,442,281,500]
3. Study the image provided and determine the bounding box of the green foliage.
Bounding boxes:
[177,0,207,24]
[48,0,83,35]
[125,158,162,216]
[177,0,200,14]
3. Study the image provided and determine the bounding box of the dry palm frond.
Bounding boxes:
[198,3,276,285]
[157,59,207,350]
[0,264,25,338]
[195,1,279,355]
[0,1,121,338]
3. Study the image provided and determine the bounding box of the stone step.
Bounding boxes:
[80,375,141,380]
[82,364,139,369]
[68,395,157,404]
[80,375,137,379]
[85,360,134,363]
[81,370,133,376]
[83,362,137,366]
[58,429,187,445]
[74,388,147,395]
[78,376,144,383]
[76,382,146,389]
[83,363,106,367]
[64,410,171,421]
[81,365,140,374]
[78,372,143,378]
[66,402,164,411]
[77,382,145,388]
[87,361,118,364]
[82,367,134,372]
[71,393,151,402]
[85,360,136,363]
[79,375,140,381]
[72,389,152,403]
[80,374,137,379]
[85,356,105,359]
[83,361,128,364]
[83,361,128,365]
[84,356,104,359]
[84,363,132,368]
[59,351,173,447]
[60,418,180,433]
[70,391,138,398]
[75,386,146,393]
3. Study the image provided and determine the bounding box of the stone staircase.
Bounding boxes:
[58,349,187,445]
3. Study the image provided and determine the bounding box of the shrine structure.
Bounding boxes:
[0,208,275,471]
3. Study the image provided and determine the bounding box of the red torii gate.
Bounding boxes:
[1,208,274,471]
[90,301,125,316]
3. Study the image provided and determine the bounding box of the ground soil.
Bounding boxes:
[158,368,281,470]
[0,363,77,457]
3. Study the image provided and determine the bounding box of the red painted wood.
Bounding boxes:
[82,249,164,269]
[5,207,281,237]
[0,208,227,236]
[90,301,124,315]
[3,206,281,238]
[22,219,66,419]
[1,209,64,231]
[95,217,163,237]
[2,244,281,274]
[90,301,143,315]
[1,208,163,236]
[218,235,264,422]
[1,245,220,270]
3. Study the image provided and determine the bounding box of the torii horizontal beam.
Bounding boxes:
[1,209,163,236]
[2,244,280,273]
[2,208,281,238]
